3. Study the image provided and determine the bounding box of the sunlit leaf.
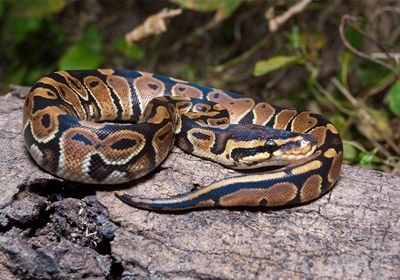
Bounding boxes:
[172,0,225,12]
[388,80,400,116]
[343,143,358,163]
[253,54,315,76]
[359,148,378,165]
[12,0,66,19]
[58,44,102,70]
[58,26,103,70]
[172,0,242,19]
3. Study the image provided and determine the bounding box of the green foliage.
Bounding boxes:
[0,0,67,91]
[58,26,103,70]
[0,1,146,92]
[112,38,144,60]
[173,0,242,20]
[344,23,364,49]
[174,0,241,14]
[10,0,66,18]
[359,148,379,166]
[343,143,358,163]
[388,80,400,116]
[357,61,392,89]
[249,18,399,172]
[253,54,315,76]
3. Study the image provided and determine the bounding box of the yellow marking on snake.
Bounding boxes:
[98,69,115,75]
[147,106,171,124]
[324,149,343,183]
[326,123,338,134]
[291,160,322,175]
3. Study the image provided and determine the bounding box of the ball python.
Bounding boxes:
[23,69,343,211]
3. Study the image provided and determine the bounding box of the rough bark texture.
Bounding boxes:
[0,86,399,279]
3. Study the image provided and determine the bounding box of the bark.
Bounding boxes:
[0,86,399,279]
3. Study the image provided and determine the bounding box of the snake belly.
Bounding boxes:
[23,69,343,211]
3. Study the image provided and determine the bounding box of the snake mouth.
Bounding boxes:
[272,142,317,162]
[268,133,317,163]
[233,134,317,168]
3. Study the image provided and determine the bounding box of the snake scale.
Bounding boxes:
[23,69,343,211]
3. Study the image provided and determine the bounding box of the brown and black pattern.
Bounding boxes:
[23,69,343,211]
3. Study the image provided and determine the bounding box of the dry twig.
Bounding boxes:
[125,8,182,45]
[266,0,313,33]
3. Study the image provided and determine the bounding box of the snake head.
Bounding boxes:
[227,125,317,169]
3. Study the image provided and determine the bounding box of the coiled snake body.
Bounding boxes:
[23,70,343,211]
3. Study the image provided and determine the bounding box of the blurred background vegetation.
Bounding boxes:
[0,0,399,174]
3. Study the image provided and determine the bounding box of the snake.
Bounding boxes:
[23,69,343,211]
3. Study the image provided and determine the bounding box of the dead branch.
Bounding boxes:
[267,0,313,33]
[125,8,182,45]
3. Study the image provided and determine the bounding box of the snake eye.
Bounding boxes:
[265,140,278,151]
[194,104,208,112]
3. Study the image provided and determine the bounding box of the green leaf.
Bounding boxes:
[328,114,347,136]
[344,24,363,50]
[217,0,242,19]
[388,80,400,116]
[80,26,102,51]
[343,143,358,163]
[359,148,378,165]
[253,54,315,76]
[58,26,103,70]
[172,0,225,12]
[289,25,300,50]
[58,44,102,70]
[112,38,144,60]
[173,0,242,19]
[7,18,42,44]
[0,1,4,17]
[340,51,352,88]
[357,60,391,89]
[12,0,66,19]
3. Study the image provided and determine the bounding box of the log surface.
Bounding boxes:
[0,87,399,279]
